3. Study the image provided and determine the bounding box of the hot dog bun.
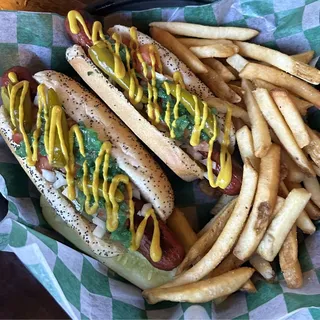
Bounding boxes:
[41,195,175,289]
[33,71,174,220]
[66,26,236,183]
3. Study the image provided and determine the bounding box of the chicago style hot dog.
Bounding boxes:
[0,67,185,289]
[64,10,243,195]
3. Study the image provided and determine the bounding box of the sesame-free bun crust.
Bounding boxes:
[66,45,204,181]
[34,71,174,221]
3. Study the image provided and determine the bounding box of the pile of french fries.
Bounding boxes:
[143,22,320,305]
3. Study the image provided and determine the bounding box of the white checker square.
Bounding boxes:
[214,0,244,25]
[305,231,320,268]
[109,278,144,309]
[273,0,305,13]
[70,303,81,320]
[26,231,57,270]
[276,32,311,55]
[285,307,314,320]
[52,14,72,47]
[162,8,185,22]
[302,2,320,30]
[147,304,183,320]
[249,294,287,320]
[185,305,210,320]
[0,12,17,43]
[280,270,320,295]
[212,291,248,319]
[245,14,276,44]
[18,44,52,74]
[57,242,83,280]
[0,217,13,234]
[80,285,113,320]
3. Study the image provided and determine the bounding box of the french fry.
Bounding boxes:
[270,89,310,148]
[227,54,249,72]
[161,162,258,287]
[197,65,241,103]
[235,41,320,85]
[279,181,316,234]
[167,208,198,253]
[253,88,315,176]
[239,63,320,106]
[257,188,311,262]
[226,65,239,79]
[305,200,320,220]
[252,79,312,116]
[209,194,237,217]
[143,267,255,304]
[279,224,303,289]
[233,144,280,261]
[236,126,259,171]
[240,279,257,293]
[190,43,239,58]
[149,22,259,40]
[206,97,250,123]
[281,149,305,183]
[178,38,234,47]
[233,118,246,131]
[303,176,320,209]
[202,58,236,82]
[242,80,272,158]
[209,253,244,277]
[312,164,320,177]
[292,50,315,64]
[177,199,237,275]
[229,84,245,99]
[304,127,320,168]
[149,27,208,74]
[249,254,275,281]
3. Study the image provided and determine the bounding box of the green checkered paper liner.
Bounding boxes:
[1,1,320,319]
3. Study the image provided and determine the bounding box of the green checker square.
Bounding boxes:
[234,313,250,320]
[145,300,178,311]
[284,293,320,313]
[246,280,283,312]
[240,0,275,17]
[304,26,320,56]
[132,9,162,34]
[262,40,280,50]
[184,4,217,25]
[9,222,27,247]
[179,315,183,320]
[223,19,248,27]
[28,228,58,254]
[113,300,147,320]
[306,0,318,4]
[53,257,81,310]
[298,240,314,272]
[81,313,90,320]
[17,12,53,48]
[274,7,304,40]
[30,197,49,228]
[81,257,111,297]
[0,163,29,198]
[309,307,320,318]
[8,202,18,216]
[315,268,320,282]
[0,233,10,250]
[170,176,195,207]
[0,43,19,76]
[51,46,77,76]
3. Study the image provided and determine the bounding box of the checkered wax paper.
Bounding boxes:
[1,1,320,319]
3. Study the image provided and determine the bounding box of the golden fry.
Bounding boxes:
[249,254,275,281]
[190,43,239,58]
[202,58,236,82]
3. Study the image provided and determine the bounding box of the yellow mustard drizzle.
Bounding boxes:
[170,83,181,139]
[163,82,171,130]
[130,208,162,262]
[190,97,208,147]
[149,45,160,124]
[173,71,186,89]
[130,27,148,78]
[9,80,34,166]
[8,72,18,84]
[111,33,126,79]
[207,106,232,189]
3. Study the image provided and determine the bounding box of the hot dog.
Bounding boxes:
[64,10,242,195]
[0,67,185,289]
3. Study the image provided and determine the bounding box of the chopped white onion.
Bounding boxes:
[41,169,56,183]
[93,225,106,239]
[53,171,67,189]
[136,210,142,217]
[140,203,153,217]
[199,158,217,170]
[155,72,172,82]
[33,95,39,106]
[92,216,106,229]
[185,145,204,161]
[132,186,141,200]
